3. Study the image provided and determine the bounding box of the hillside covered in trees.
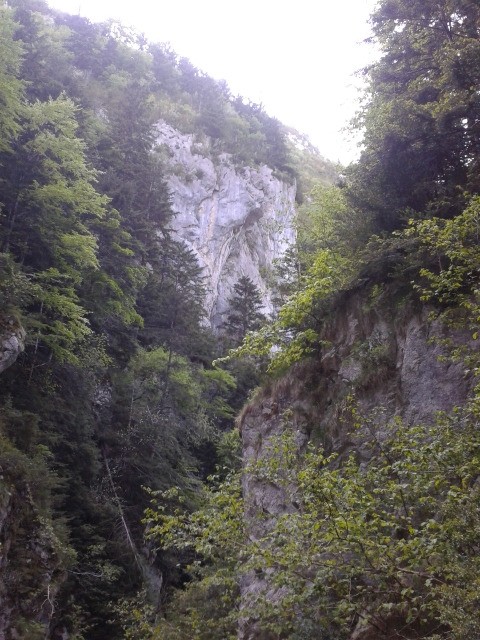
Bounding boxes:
[1,0,480,639]
[0,0,328,636]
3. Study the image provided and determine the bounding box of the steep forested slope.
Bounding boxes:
[0,1,332,637]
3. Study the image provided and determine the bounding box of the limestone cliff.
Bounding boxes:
[155,122,296,329]
[238,286,474,640]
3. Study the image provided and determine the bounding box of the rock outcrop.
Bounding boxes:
[238,287,474,640]
[155,122,296,329]
[0,318,25,375]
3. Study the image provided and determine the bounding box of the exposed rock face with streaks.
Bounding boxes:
[238,289,473,640]
[155,122,296,329]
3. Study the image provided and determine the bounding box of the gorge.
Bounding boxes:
[1,0,480,638]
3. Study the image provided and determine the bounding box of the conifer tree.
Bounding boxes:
[348,0,480,231]
[224,276,266,345]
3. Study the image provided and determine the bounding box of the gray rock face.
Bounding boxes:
[0,319,25,375]
[238,291,474,640]
[155,122,296,329]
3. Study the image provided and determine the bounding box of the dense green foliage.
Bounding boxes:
[0,0,294,636]
[147,398,480,640]
[225,0,480,376]
[348,0,480,231]
[147,193,480,637]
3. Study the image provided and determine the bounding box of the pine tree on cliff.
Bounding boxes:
[224,276,266,345]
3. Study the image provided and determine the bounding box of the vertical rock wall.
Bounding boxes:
[155,122,296,329]
[238,291,474,639]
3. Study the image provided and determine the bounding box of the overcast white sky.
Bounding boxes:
[46,0,379,164]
